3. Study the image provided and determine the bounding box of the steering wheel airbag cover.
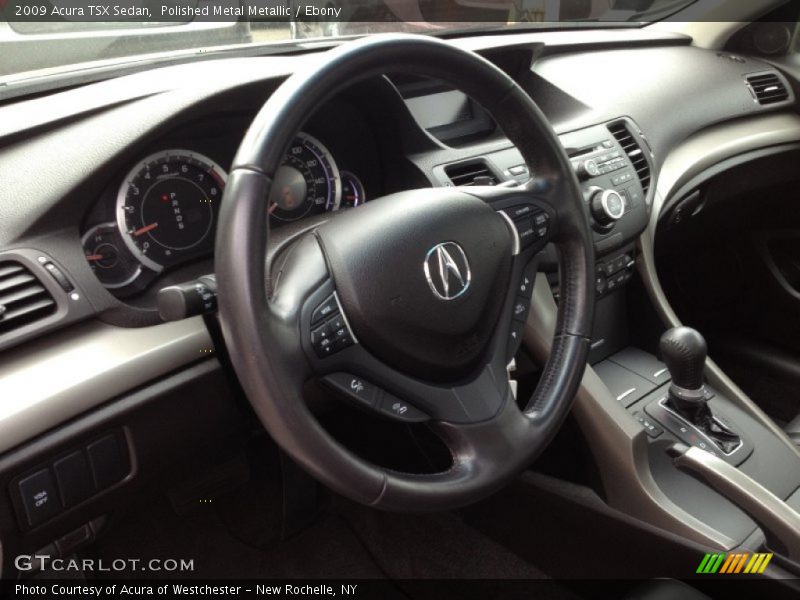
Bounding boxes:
[316,187,512,381]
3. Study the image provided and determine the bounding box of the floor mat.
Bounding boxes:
[333,498,547,580]
[88,498,385,580]
[84,443,576,599]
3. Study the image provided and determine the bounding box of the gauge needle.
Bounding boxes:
[268,202,278,214]
[85,254,105,261]
[132,222,158,236]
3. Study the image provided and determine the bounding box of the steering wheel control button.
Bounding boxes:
[322,373,379,408]
[332,330,354,352]
[512,296,530,322]
[378,393,429,423]
[508,205,534,220]
[18,468,62,527]
[311,295,338,325]
[505,208,550,250]
[513,218,537,247]
[507,321,525,360]
[518,273,534,297]
[310,323,332,346]
[309,292,357,358]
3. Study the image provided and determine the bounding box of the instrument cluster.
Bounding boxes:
[82,133,369,297]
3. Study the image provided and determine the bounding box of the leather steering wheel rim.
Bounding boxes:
[216,34,594,512]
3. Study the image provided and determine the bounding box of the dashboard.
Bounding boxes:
[0,28,796,347]
[80,103,386,298]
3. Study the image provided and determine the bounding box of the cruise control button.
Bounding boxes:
[327,314,346,332]
[332,332,355,351]
[310,323,332,345]
[378,393,429,422]
[314,336,336,358]
[533,212,549,227]
[311,295,338,325]
[322,373,379,408]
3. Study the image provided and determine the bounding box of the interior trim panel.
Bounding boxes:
[0,316,212,454]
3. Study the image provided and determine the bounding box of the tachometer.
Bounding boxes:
[116,150,227,272]
[268,133,341,223]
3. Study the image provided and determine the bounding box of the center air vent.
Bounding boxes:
[444,161,499,186]
[608,121,651,197]
[746,73,789,105]
[0,261,56,336]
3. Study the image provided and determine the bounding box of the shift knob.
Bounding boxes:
[659,326,707,392]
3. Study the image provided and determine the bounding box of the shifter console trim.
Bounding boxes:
[647,395,749,463]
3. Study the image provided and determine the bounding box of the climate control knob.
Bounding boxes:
[590,189,625,226]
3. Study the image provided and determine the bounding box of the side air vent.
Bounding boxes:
[0,261,56,336]
[444,161,499,186]
[608,121,651,197]
[746,73,789,105]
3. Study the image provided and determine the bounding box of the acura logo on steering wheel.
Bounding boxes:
[424,242,472,301]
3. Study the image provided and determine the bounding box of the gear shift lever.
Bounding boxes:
[659,327,708,420]
[659,327,741,453]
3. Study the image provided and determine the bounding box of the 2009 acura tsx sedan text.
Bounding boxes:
[2,1,800,598]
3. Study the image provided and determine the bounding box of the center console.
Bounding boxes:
[506,116,800,578]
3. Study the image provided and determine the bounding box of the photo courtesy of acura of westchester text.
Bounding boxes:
[3,0,800,598]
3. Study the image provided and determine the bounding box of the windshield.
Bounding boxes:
[1,0,699,79]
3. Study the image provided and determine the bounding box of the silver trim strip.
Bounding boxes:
[497,210,521,256]
[332,291,358,345]
[674,445,800,564]
[0,317,212,455]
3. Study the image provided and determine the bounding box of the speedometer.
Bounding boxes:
[116,150,227,272]
[267,133,341,223]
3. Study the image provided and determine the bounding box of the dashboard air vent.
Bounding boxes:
[444,161,499,186]
[746,73,789,105]
[0,261,56,336]
[608,121,651,197]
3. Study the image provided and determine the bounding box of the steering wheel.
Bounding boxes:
[215,34,594,512]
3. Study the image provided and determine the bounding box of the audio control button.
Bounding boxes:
[576,159,601,180]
